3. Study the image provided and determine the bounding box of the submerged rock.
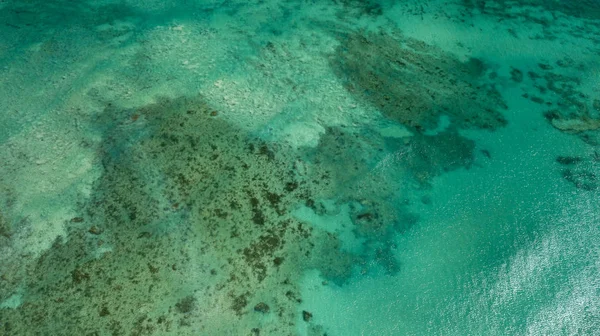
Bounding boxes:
[547,115,600,133]
[302,310,313,322]
[556,156,583,165]
[254,302,270,313]
[88,226,103,235]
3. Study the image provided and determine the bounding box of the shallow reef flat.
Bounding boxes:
[1,0,599,335]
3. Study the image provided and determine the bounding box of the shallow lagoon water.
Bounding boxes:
[0,1,599,335]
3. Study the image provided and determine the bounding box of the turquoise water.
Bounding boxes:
[0,0,599,335]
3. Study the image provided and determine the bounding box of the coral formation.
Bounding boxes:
[0,95,401,334]
[331,31,507,132]
[463,0,600,20]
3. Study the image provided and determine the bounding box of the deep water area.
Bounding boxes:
[0,0,599,335]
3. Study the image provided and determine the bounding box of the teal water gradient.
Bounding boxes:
[0,0,598,335]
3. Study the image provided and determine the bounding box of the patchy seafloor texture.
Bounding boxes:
[0,0,599,335]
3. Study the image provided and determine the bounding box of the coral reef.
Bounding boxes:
[330,30,507,132]
[463,0,600,20]
[0,95,322,334]
[556,154,599,191]
[0,94,407,334]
